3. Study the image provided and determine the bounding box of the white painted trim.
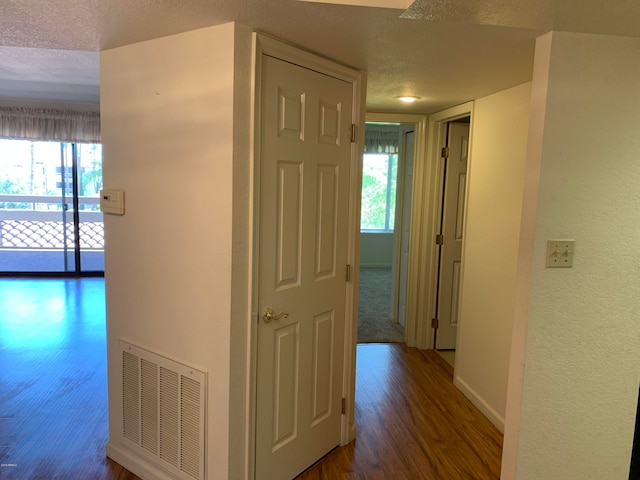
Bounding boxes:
[454,376,505,432]
[343,69,366,444]
[415,102,474,350]
[297,0,412,9]
[107,442,175,480]
[365,112,427,347]
[249,32,364,478]
[365,112,427,124]
[255,32,362,84]
[245,32,262,480]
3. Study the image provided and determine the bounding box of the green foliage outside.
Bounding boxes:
[81,159,102,197]
[79,144,103,199]
[0,141,102,211]
[361,154,398,231]
[0,178,30,209]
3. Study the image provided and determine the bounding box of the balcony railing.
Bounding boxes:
[0,194,103,250]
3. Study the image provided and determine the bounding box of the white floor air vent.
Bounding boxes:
[120,340,206,480]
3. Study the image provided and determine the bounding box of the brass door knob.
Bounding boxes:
[263,308,289,323]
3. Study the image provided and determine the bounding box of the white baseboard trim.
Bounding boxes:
[349,423,357,443]
[454,376,505,433]
[106,441,175,480]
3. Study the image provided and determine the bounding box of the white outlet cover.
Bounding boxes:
[546,240,575,268]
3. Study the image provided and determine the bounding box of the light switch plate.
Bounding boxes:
[546,240,575,268]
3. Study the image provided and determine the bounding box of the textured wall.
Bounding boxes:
[513,31,640,479]
[454,82,531,432]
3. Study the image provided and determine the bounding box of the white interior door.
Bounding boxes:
[395,128,415,328]
[435,122,469,350]
[255,54,353,480]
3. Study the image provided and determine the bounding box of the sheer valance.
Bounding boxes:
[0,107,101,143]
[364,126,400,154]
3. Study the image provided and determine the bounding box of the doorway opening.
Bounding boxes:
[432,115,470,369]
[357,121,416,344]
[0,139,104,276]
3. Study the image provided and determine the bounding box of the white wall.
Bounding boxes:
[100,23,252,480]
[506,32,640,479]
[229,23,254,480]
[359,232,394,266]
[455,82,531,432]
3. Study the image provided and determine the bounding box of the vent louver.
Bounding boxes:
[120,341,206,480]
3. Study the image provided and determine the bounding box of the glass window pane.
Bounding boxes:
[0,140,103,274]
[77,143,104,272]
[388,154,398,231]
[360,153,399,232]
[0,140,73,272]
[361,154,390,230]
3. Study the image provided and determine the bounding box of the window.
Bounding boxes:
[0,139,104,273]
[360,123,401,233]
[0,107,102,274]
[360,153,398,232]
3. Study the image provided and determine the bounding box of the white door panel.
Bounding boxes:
[397,128,415,328]
[435,122,469,350]
[256,54,353,480]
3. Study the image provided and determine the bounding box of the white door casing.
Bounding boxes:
[435,122,469,350]
[363,112,428,348]
[395,128,415,329]
[255,53,354,480]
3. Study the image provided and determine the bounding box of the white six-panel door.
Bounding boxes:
[435,122,469,350]
[255,54,353,480]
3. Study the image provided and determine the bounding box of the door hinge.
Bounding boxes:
[441,146,450,158]
[346,264,352,282]
[432,318,439,328]
[350,124,358,143]
[436,234,444,245]
[341,398,346,415]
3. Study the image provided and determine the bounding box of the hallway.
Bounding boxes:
[297,345,502,479]
[0,279,501,480]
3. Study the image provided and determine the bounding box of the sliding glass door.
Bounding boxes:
[0,140,103,275]
[76,143,104,272]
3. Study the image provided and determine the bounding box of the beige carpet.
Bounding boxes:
[358,267,405,343]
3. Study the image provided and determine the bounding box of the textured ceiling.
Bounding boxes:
[0,0,638,113]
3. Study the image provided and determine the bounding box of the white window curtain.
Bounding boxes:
[0,107,100,143]
[363,126,400,154]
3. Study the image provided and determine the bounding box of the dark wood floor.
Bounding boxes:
[297,345,503,480]
[0,278,140,480]
[0,279,502,480]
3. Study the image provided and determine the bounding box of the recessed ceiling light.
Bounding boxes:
[396,96,421,103]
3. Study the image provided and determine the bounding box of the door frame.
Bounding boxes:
[247,33,365,480]
[393,123,416,327]
[362,113,427,345]
[434,121,470,350]
[413,102,475,351]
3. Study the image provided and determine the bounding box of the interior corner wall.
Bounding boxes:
[454,82,531,432]
[100,22,244,480]
[228,23,254,480]
[500,32,552,480]
[513,31,640,480]
[359,232,394,267]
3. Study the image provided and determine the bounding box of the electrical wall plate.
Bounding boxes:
[546,239,575,268]
[100,189,125,215]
